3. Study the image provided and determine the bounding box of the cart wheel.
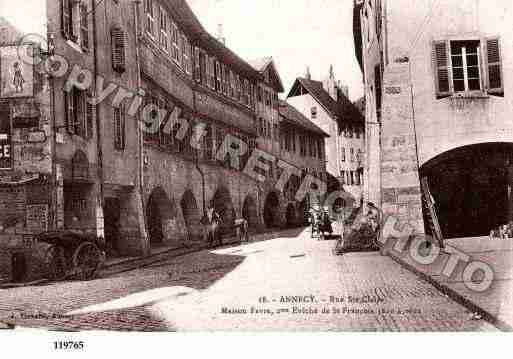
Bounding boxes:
[72,242,102,280]
[44,245,66,281]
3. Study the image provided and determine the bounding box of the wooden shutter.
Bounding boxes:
[194,47,201,82]
[111,27,126,72]
[485,37,503,95]
[80,3,89,50]
[86,91,94,139]
[433,40,451,98]
[61,0,72,39]
[64,89,75,134]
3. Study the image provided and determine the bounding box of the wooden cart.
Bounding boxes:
[37,231,106,281]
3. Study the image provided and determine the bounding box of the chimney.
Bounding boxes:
[305,66,311,80]
[217,24,225,45]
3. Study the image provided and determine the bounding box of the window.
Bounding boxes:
[340,171,345,185]
[194,47,201,82]
[61,0,74,39]
[311,106,317,119]
[433,38,503,98]
[451,40,481,92]
[111,27,126,73]
[215,61,222,91]
[350,148,355,162]
[144,0,155,37]
[62,0,89,48]
[65,87,90,139]
[159,7,169,52]
[79,2,89,50]
[171,23,179,63]
[182,35,191,74]
[341,147,346,162]
[229,70,235,97]
[114,105,126,150]
[374,64,382,122]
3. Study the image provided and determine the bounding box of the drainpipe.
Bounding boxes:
[92,0,105,237]
[191,44,206,216]
[133,0,150,255]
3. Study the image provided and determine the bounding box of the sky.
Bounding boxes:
[0,0,363,101]
[0,0,46,36]
[187,0,363,101]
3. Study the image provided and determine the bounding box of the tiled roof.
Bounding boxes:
[248,57,273,72]
[287,77,364,126]
[279,100,329,137]
[248,56,285,93]
[176,0,261,80]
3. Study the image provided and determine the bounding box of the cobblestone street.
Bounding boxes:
[0,229,498,331]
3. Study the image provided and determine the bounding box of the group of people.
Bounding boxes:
[200,201,249,248]
[308,204,345,240]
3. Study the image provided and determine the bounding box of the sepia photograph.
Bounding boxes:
[0,0,512,350]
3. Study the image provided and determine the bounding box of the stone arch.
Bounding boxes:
[263,191,281,228]
[242,195,258,230]
[420,142,513,238]
[286,203,297,228]
[146,187,177,246]
[212,186,235,235]
[298,198,309,226]
[180,190,201,240]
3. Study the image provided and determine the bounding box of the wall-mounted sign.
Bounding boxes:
[26,204,49,232]
[0,45,34,98]
[0,102,11,169]
[385,86,402,95]
[12,101,40,128]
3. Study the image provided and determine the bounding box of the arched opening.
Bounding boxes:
[212,187,235,235]
[286,203,297,228]
[180,190,200,240]
[421,143,513,238]
[146,187,176,247]
[242,195,258,231]
[299,198,309,226]
[263,191,281,228]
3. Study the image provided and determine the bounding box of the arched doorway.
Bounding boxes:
[421,143,513,238]
[212,187,235,235]
[242,195,258,230]
[180,190,200,240]
[263,191,281,228]
[146,187,176,246]
[286,203,296,228]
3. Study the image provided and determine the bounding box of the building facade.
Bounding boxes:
[287,68,365,204]
[278,100,329,227]
[0,0,328,282]
[355,0,513,238]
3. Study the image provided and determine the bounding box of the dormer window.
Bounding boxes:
[311,106,317,119]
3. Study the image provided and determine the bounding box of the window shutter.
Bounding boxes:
[111,27,126,73]
[64,90,75,134]
[80,3,89,50]
[194,47,201,82]
[61,0,72,39]
[86,91,94,139]
[485,37,503,95]
[433,40,451,98]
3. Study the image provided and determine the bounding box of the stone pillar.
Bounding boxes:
[380,63,425,235]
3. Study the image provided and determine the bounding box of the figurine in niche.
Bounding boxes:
[13,62,25,93]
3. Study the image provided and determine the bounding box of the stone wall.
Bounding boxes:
[380,63,424,235]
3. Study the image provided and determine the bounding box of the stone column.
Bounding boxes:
[380,63,425,236]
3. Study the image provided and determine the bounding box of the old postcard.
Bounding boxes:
[0,0,512,343]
